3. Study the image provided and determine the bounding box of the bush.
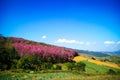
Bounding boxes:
[107,69,116,74]
[55,65,62,70]
[91,57,96,60]
[0,42,20,70]
[75,62,86,73]
[0,63,7,71]
[11,59,18,69]
[41,62,53,70]
[66,62,75,70]
[17,55,43,70]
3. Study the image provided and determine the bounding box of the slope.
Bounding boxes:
[73,56,120,69]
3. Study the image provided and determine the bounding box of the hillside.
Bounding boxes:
[73,56,120,69]
[107,50,120,56]
[3,36,78,61]
[1,36,120,80]
[99,56,120,66]
[0,35,78,70]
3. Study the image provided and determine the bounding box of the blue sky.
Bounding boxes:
[1,0,120,51]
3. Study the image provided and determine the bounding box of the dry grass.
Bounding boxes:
[73,56,120,69]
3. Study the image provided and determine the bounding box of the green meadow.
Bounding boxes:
[1,61,120,80]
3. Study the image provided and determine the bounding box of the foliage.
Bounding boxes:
[66,62,75,70]
[91,57,96,60]
[17,55,43,70]
[66,61,86,72]
[9,37,78,63]
[0,35,78,71]
[11,59,18,69]
[100,56,120,66]
[107,69,116,75]
[1,35,120,78]
[0,34,6,48]
[55,65,62,70]
[13,43,77,63]
[41,62,53,70]
[75,62,86,72]
[0,40,20,70]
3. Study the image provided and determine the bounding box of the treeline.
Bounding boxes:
[0,35,20,70]
[0,35,80,71]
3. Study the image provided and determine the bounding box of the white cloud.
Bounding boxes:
[41,35,47,39]
[117,41,120,44]
[78,41,84,44]
[104,41,115,45]
[56,39,79,44]
[92,42,97,45]
[86,42,90,45]
[55,39,96,45]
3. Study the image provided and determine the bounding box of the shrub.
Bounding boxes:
[11,59,18,69]
[17,55,43,70]
[107,69,116,74]
[0,42,20,70]
[91,57,96,60]
[41,62,53,70]
[0,63,7,71]
[75,62,86,73]
[55,65,62,70]
[66,62,75,70]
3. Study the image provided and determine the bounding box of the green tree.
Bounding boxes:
[66,62,75,70]
[107,69,116,75]
[55,65,62,70]
[75,62,86,73]
[17,55,43,70]
[41,62,53,70]
[0,41,20,70]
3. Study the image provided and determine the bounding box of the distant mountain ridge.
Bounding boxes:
[106,50,120,56]
[59,47,120,57]
[76,50,110,57]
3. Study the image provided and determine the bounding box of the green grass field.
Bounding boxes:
[0,61,120,80]
[0,71,120,80]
